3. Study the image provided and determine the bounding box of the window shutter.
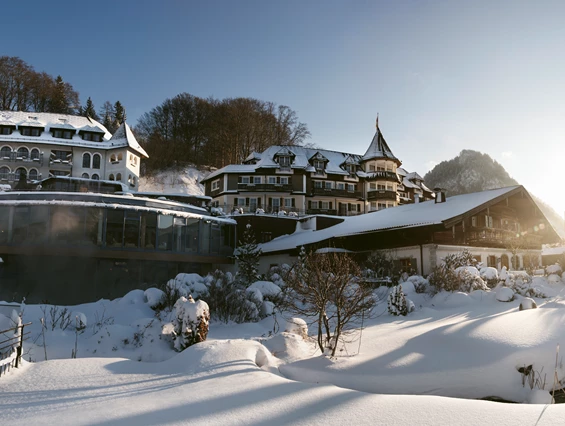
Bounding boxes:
[268,197,272,206]
[329,202,333,209]
[348,203,352,211]
[245,198,249,206]
[238,176,242,183]
[292,198,295,207]
[280,198,283,207]
[257,198,262,207]
[308,201,312,209]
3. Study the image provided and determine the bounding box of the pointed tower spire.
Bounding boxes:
[362,119,401,165]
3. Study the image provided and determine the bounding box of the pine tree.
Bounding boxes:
[99,101,115,132]
[49,75,72,114]
[388,285,408,316]
[114,101,126,126]
[234,223,262,286]
[81,97,99,121]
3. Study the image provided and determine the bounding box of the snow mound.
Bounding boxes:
[496,287,514,302]
[285,318,308,338]
[546,264,562,275]
[144,287,165,308]
[519,298,537,311]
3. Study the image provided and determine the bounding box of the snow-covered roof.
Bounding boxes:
[0,111,148,157]
[202,145,364,182]
[362,126,400,163]
[260,186,524,253]
[542,246,565,256]
[109,122,148,158]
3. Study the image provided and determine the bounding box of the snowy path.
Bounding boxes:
[1,340,564,426]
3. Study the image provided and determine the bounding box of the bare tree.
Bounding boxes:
[284,249,376,356]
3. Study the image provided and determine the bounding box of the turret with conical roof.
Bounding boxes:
[361,116,401,166]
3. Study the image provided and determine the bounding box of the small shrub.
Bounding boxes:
[171,296,210,351]
[427,265,460,292]
[388,285,408,316]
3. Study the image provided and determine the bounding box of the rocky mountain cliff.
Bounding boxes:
[424,150,564,238]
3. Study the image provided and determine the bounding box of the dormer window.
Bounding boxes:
[81,131,103,142]
[0,126,12,135]
[345,164,356,174]
[279,156,291,167]
[51,129,74,139]
[313,160,324,170]
[21,127,42,137]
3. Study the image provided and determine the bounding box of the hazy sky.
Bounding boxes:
[3,0,565,215]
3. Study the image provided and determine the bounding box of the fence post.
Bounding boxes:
[15,323,23,368]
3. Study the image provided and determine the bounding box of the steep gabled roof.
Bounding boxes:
[362,125,400,164]
[110,122,148,158]
[259,185,560,253]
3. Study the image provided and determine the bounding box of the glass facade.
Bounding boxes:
[0,204,235,257]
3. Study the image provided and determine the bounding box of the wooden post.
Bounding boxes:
[15,323,23,368]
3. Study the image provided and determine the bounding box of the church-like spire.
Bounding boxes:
[362,116,400,164]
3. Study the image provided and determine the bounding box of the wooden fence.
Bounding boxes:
[0,322,31,377]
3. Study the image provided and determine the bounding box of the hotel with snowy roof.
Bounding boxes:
[0,111,148,190]
[200,121,434,217]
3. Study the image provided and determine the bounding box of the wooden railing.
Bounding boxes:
[0,322,31,377]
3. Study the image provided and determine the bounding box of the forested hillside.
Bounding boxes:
[424,150,564,237]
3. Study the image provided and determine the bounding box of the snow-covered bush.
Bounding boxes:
[234,223,262,286]
[547,274,562,284]
[247,281,283,317]
[546,264,562,276]
[519,298,537,311]
[285,318,308,339]
[171,296,210,351]
[388,285,408,316]
[144,288,166,309]
[206,270,261,323]
[427,265,459,292]
[479,267,499,287]
[503,271,547,298]
[454,266,488,292]
[404,275,429,294]
[442,249,479,270]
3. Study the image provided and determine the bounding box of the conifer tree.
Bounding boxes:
[114,101,126,126]
[234,223,262,286]
[80,97,99,121]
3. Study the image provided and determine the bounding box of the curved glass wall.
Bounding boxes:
[0,204,235,257]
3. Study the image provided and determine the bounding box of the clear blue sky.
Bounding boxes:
[3,0,565,215]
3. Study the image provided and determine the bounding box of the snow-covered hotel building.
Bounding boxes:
[201,123,433,216]
[0,111,147,190]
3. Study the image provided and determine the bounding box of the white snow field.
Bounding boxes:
[2,276,565,424]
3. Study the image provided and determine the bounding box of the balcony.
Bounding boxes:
[306,208,338,216]
[49,158,73,168]
[237,183,293,192]
[367,190,397,201]
[0,152,44,166]
[311,187,363,199]
[365,171,400,182]
[466,227,544,249]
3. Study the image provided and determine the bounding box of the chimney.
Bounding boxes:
[434,187,446,204]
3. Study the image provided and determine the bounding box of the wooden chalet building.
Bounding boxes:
[200,121,433,216]
[255,185,562,275]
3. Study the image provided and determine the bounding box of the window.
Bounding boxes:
[82,153,91,168]
[350,204,358,212]
[268,176,276,184]
[92,154,101,169]
[118,153,123,161]
[28,169,38,180]
[91,174,99,180]
[378,202,387,210]
[313,160,324,170]
[311,201,319,209]
[92,134,101,142]
[337,183,345,190]
[211,179,220,191]
[347,184,355,192]
[386,184,393,191]
[240,176,250,184]
[157,215,173,251]
[279,177,289,185]
[314,181,323,189]
[53,130,62,138]
[116,173,122,181]
[17,147,29,158]
[0,166,9,180]
[321,201,330,209]
[370,201,377,210]
[30,148,40,160]
[82,173,90,179]
[369,182,377,190]
[279,156,291,167]
[284,198,293,208]
[471,216,477,227]
[345,164,355,174]
[377,184,386,190]
[0,146,10,158]
[237,198,245,206]
[271,198,280,208]
[386,165,393,172]
[15,168,26,180]
[369,164,376,172]
[109,174,115,181]
[82,132,92,141]
[21,127,41,137]
[105,209,124,247]
[63,130,72,139]
[1,127,11,135]
[377,166,385,171]
[253,176,261,184]
[324,181,332,189]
